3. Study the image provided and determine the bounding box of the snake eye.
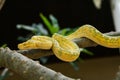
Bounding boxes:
[52,33,80,62]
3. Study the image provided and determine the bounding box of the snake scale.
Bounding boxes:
[18,24,120,62]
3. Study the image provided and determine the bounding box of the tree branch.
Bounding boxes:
[17,31,120,59]
[0,47,80,80]
[0,0,5,10]
[17,49,53,59]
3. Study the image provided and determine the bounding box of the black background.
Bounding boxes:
[0,0,118,58]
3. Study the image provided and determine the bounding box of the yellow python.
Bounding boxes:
[18,24,120,62]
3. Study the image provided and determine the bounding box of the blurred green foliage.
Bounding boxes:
[16,13,93,70]
[0,44,7,48]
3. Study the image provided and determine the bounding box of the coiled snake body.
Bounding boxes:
[18,25,120,62]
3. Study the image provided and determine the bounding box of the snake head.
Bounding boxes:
[18,36,53,50]
[52,33,81,62]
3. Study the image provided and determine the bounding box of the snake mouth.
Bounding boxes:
[52,33,80,62]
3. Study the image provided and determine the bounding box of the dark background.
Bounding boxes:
[0,0,119,58]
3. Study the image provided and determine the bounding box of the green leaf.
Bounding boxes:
[40,13,54,34]
[0,44,7,48]
[17,36,31,41]
[81,48,94,56]
[58,28,71,35]
[77,57,84,63]
[49,14,60,33]
[0,68,9,80]
[16,24,36,32]
[39,57,49,64]
[32,23,48,35]
[70,62,79,71]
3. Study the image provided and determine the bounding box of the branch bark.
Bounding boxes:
[0,0,5,10]
[0,47,80,80]
[17,31,120,59]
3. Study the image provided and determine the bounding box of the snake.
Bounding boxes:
[18,24,120,62]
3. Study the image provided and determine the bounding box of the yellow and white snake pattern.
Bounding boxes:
[18,24,120,62]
